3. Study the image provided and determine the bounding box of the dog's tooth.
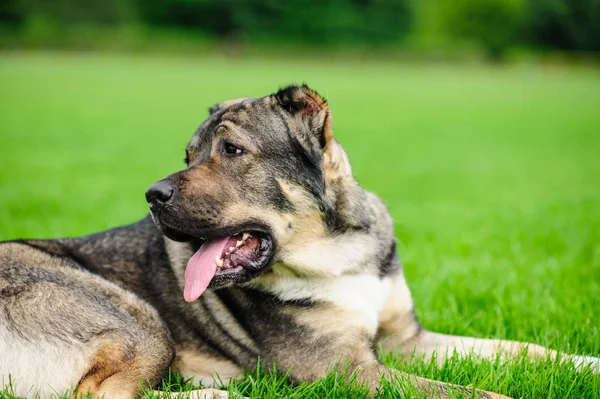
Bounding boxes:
[215,257,224,267]
[236,240,243,247]
[242,232,250,240]
[229,246,235,252]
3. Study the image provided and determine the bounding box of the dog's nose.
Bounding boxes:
[145,180,174,205]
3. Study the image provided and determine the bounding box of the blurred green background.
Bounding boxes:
[1,0,599,61]
[1,1,600,398]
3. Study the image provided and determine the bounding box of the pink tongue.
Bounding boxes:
[183,237,231,302]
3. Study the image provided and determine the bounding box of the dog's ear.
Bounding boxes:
[274,85,330,148]
[208,97,251,115]
[275,84,352,179]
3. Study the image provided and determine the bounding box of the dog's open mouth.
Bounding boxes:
[184,231,273,302]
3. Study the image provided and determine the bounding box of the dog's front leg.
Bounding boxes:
[388,329,600,372]
[267,341,510,398]
[382,369,511,399]
[376,275,600,373]
[260,304,509,398]
[150,388,230,399]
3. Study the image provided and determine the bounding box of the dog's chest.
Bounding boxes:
[322,275,393,328]
[272,275,394,334]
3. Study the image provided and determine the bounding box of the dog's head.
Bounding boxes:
[148,85,376,301]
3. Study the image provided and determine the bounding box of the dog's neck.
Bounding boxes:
[270,184,397,276]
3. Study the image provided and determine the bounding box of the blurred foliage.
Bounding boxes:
[0,0,135,25]
[526,0,600,52]
[0,0,599,58]
[441,0,525,60]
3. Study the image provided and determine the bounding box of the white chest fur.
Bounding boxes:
[253,274,394,335]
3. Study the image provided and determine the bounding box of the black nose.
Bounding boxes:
[145,180,174,205]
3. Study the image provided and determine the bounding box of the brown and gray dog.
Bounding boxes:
[1,85,598,399]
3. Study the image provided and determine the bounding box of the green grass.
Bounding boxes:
[1,52,599,398]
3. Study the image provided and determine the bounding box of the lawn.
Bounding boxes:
[0,52,599,398]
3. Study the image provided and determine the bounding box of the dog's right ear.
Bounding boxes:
[208,97,251,115]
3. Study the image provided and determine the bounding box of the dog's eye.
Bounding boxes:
[222,142,244,156]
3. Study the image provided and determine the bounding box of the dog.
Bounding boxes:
[1,85,598,399]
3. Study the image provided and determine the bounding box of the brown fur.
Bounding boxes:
[172,348,242,385]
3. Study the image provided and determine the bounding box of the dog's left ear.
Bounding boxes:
[275,85,352,179]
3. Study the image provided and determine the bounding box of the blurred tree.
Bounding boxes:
[1,0,599,56]
[441,0,525,61]
[526,0,600,52]
[12,0,136,25]
[0,0,23,26]
[234,0,412,45]
[136,0,235,37]
[135,0,413,45]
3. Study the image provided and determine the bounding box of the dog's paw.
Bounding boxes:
[153,388,246,399]
[572,355,600,373]
[193,389,229,399]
